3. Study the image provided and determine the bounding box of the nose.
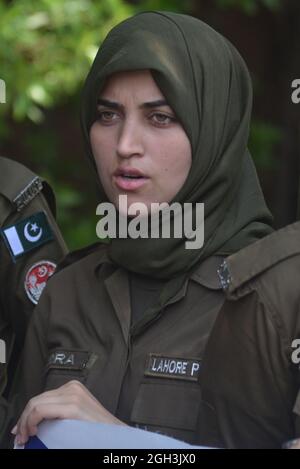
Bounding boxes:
[116,117,144,159]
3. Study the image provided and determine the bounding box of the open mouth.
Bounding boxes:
[121,174,144,179]
[113,171,149,191]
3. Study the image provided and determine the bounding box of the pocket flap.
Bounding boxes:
[131,383,200,431]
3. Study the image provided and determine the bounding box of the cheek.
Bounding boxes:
[158,133,192,178]
[89,124,113,173]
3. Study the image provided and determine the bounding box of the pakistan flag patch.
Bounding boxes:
[1,211,54,261]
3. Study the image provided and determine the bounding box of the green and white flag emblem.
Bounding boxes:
[2,211,53,260]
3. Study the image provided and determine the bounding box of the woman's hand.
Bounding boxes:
[11,380,126,445]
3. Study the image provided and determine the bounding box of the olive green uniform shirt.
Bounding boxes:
[200,221,300,448]
[0,157,68,441]
[2,248,225,447]
[129,273,166,326]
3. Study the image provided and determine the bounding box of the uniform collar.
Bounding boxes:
[94,247,223,291]
[220,222,300,294]
[94,248,223,343]
[190,255,224,290]
[99,262,188,343]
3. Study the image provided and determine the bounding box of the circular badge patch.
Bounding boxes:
[24,260,57,305]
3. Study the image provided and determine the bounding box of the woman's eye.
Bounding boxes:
[150,113,176,125]
[97,110,119,123]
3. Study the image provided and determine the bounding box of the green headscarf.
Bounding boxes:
[80,11,273,283]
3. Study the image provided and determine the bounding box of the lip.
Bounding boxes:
[114,167,147,178]
[113,167,149,191]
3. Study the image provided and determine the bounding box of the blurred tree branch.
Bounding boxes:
[0,0,133,122]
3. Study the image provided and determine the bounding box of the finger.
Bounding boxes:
[16,392,68,444]
[18,401,83,445]
[11,425,17,435]
[16,382,93,444]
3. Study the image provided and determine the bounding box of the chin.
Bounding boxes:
[112,194,150,217]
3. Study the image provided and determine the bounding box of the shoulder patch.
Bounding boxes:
[1,211,54,261]
[24,260,56,304]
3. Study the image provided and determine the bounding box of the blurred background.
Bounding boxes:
[0,0,299,250]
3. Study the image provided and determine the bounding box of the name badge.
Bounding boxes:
[145,354,201,382]
[46,350,97,371]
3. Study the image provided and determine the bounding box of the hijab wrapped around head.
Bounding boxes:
[80,11,273,283]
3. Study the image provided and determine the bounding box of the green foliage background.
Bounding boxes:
[0,0,284,249]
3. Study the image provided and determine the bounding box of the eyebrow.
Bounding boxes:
[97,98,169,110]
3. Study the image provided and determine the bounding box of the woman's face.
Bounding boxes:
[90,70,192,215]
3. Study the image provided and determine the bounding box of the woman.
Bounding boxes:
[9,11,272,447]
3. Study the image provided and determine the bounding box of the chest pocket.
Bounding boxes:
[44,349,98,391]
[132,380,200,428]
[130,354,203,441]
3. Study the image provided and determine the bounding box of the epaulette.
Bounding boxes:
[0,156,53,213]
[13,176,43,212]
[217,221,300,294]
